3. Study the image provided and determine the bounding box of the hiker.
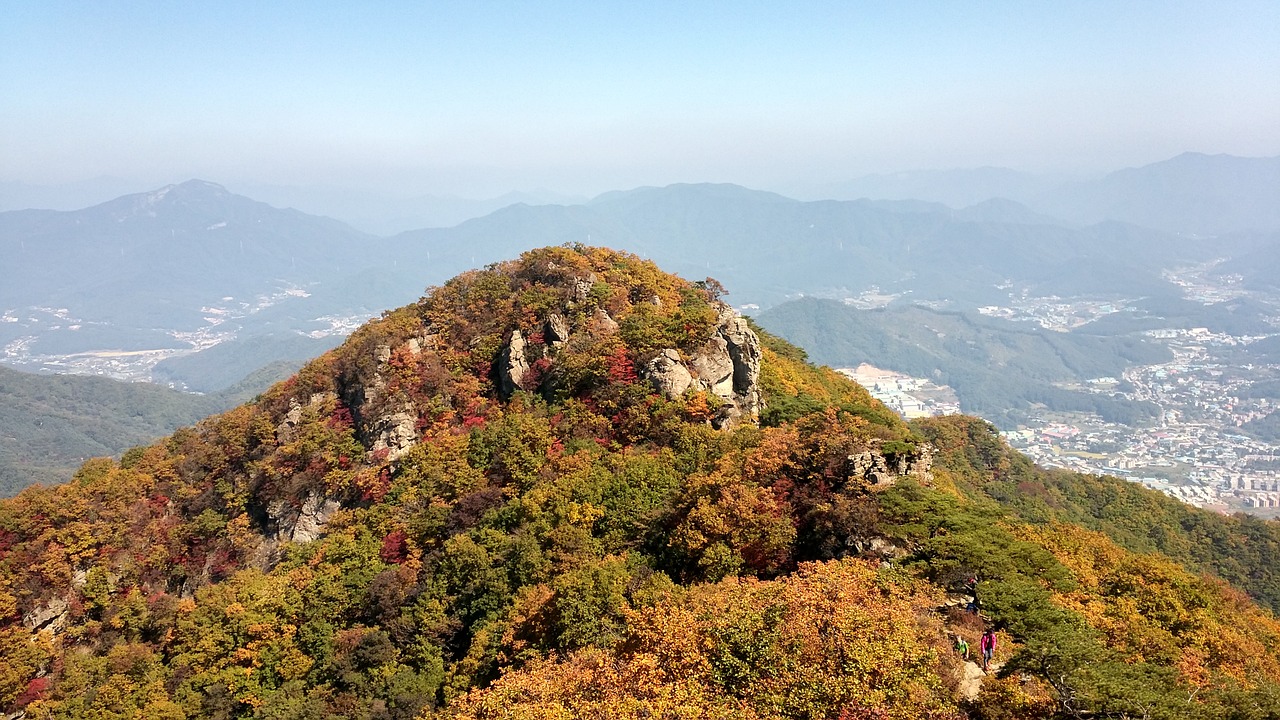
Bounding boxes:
[980,629,996,671]
[954,634,969,660]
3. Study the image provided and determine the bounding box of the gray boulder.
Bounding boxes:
[545,313,571,346]
[499,329,531,397]
[644,349,695,398]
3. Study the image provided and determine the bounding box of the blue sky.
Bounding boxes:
[2,1,1277,197]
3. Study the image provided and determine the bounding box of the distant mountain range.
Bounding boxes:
[9,152,1275,236]
[2,152,1275,391]
[827,152,1280,236]
[0,181,436,372]
[390,182,1204,309]
[1,180,376,343]
[0,179,586,235]
[822,165,1062,210]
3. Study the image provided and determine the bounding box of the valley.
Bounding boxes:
[821,269,1280,516]
[0,287,372,387]
[1005,324,1280,515]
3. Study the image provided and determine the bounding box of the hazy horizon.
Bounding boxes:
[4,2,1279,200]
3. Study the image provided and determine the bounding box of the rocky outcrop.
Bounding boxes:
[495,285,605,399]
[572,272,597,303]
[354,339,423,463]
[640,303,764,429]
[489,292,762,429]
[852,536,908,560]
[268,491,341,544]
[499,329,532,397]
[276,392,338,442]
[645,349,696,398]
[23,597,69,635]
[371,411,418,462]
[246,492,343,573]
[848,451,893,486]
[689,336,735,398]
[545,313,570,346]
[721,312,763,417]
[592,308,619,334]
[847,443,934,487]
[898,444,933,481]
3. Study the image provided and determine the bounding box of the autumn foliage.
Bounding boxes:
[3,246,1280,719]
[454,560,960,720]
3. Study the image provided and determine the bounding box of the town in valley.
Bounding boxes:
[843,264,1280,517]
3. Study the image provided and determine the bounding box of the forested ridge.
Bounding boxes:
[0,367,226,497]
[0,363,296,498]
[756,299,1169,428]
[4,246,1280,719]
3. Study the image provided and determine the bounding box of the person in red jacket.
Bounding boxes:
[980,629,996,671]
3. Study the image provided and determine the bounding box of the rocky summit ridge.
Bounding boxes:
[5,246,1280,719]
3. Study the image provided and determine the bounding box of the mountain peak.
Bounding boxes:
[91,179,240,221]
[343,245,772,437]
[172,178,230,194]
[6,246,1280,718]
[132,179,230,205]
[589,182,795,207]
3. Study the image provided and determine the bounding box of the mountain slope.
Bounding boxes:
[755,298,1169,427]
[0,364,294,497]
[917,414,1280,611]
[5,247,1280,718]
[0,366,222,496]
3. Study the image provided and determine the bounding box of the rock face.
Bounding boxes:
[720,311,763,418]
[847,444,935,487]
[355,338,425,464]
[898,444,933,480]
[852,536,908,560]
[645,349,696,398]
[545,313,570,346]
[499,329,531,397]
[641,302,764,429]
[572,272,597,303]
[371,411,418,462]
[592,308,619,334]
[406,323,440,356]
[268,491,341,544]
[848,451,892,486]
[689,336,735,397]
[276,392,338,442]
[23,597,69,635]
